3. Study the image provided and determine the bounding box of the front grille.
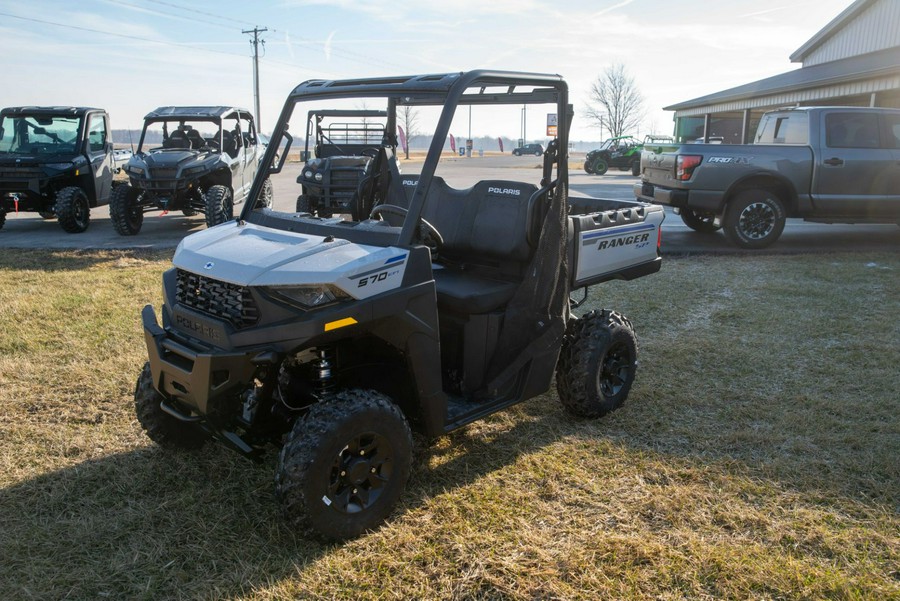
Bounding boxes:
[0,167,42,179]
[150,167,178,179]
[328,168,365,204]
[175,269,259,329]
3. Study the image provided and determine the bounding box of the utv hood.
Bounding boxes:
[172,221,409,297]
[142,149,213,168]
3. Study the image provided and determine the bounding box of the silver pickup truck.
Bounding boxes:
[635,106,900,248]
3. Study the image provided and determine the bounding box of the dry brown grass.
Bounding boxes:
[0,250,897,600]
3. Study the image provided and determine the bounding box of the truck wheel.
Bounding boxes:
[295,194,310,213]
[110,185,144,235]
[556,310,637,418]
[55,186,90,233]
[631,160,641,176]
[275,388,413,541]
[258,177,274,209]
[134,362,207,449]
[205,184,233,227]
[680,208,720,233]
[592,158,609,176]
[723,189,786,249]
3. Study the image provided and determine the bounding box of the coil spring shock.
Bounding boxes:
[313,347,335,401]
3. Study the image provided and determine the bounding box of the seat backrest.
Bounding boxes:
[398,178,539,263]
[163,131,189,149]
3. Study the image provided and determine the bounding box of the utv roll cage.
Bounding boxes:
[244,70,569,249]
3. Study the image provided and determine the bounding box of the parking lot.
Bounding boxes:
[1,154,897,254]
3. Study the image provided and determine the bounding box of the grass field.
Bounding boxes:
[0,250,897,600]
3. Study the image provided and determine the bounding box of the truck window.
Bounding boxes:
[883,113,900,149]
[88,114,107,153]
[826,113,880,149]
[755,113,808,144]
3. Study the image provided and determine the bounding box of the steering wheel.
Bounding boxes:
[370,204,444,249]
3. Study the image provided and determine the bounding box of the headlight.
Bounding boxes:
[46,162,73,171]
[268,285,350,308]
[314,172,323,182]
[183,165,207,176]
[304,170,313,179]
[125,164,145,176]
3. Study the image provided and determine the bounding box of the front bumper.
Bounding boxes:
[142,304,261,415]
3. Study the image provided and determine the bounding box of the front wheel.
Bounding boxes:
[205,184,233,227]
[592,157,609,176]
[680,208,721,233]
[723,189,786,249]
[275,389,413,541]
[257,178,274,209]
[109,185,144,235]
[556,310,638,418]
[55,186,90,233]
[134,362,207,449]
[583,159,595,174]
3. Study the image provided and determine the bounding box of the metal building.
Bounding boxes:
[666,0,900,143]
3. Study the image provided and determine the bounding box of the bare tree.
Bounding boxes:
[398,105,419,160]
[585,64,645,139]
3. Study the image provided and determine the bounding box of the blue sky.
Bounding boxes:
[0,0,852,141]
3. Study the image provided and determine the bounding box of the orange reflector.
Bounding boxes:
[324,317,358,332]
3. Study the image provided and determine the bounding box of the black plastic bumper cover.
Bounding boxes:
[142,304,258,415]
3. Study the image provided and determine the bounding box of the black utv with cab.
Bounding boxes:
[0,106,116,233]
[295,109,391,221]
[111,106,272,235]
[135,71,665,541]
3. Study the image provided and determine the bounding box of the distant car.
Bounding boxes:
[512,143,543,156]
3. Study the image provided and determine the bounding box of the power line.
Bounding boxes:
[0,11,248,58]
[143,0,256,27]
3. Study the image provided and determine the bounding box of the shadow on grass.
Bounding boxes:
[3,377,896,601]
[0,410,573,600]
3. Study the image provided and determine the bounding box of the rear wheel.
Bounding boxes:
[205,184,233,227]
[55,186,90,233]
[723,189,786,249]
[680,208,720,233]
[631,160,641,176]
[275,388,413,541]
[110,185,144,235]
[134,362,207,449]
[592,157,609,176]
[556,310,638,418]
[39,211,56,219]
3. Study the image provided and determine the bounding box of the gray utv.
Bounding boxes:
[111,106,272,234]
[0,106,116,233]
[134,71,665,541]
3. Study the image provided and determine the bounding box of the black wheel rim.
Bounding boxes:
[328,432,393,514]
[598,341,632,397]
[738,202,775,240]
[74,196,88,228]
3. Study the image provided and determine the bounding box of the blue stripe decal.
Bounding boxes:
[582,223,656,241]
[385,254,407,265]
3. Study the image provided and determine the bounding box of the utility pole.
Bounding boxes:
[242,26,267,132]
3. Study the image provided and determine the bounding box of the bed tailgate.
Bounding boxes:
[568,197,665,289]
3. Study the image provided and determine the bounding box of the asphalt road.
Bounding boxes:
[1,154,898,255]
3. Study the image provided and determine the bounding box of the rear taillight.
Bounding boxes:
[676,155,702,181]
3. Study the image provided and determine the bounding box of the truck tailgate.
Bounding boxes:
[568,196,664,288]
